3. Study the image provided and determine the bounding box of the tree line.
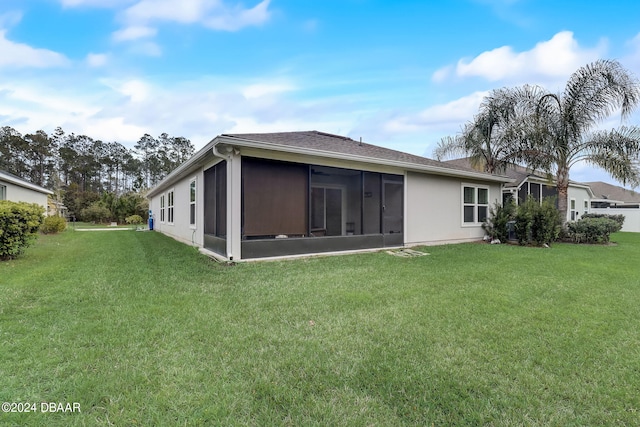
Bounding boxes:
[0,126,195,222]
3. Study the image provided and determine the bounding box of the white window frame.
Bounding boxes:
[570,198,577,221]
[583,199,589,216]
[0,184,6,200]
[189,177,196,229]
[167,189,175,225]
[160,194,165,223]
[461,183,490,226]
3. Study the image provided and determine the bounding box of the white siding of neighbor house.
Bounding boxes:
[150,169,204,247]
[1,180,49,210]
[567,186,592,222]
[405,172,502,245]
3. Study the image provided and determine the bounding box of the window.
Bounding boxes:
[570,198,577,221]
[0,184,6,200]
[189,178,196,227]
[167,189,174,224]
[584,200,589,215]
[462,185,489,224]
[160,194,165,223]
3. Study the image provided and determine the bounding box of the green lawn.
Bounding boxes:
[1,230,639,426]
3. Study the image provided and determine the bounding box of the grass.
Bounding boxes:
[1,230,640,426]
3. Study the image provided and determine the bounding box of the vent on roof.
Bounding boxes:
[314,131,352,141]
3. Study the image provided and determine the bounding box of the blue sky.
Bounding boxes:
[2,0,640,185]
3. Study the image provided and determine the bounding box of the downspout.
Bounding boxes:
[212,143,236,261]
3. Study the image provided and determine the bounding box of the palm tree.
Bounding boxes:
[434,87,521,174]
[437,59,640,223]
[509,60,640,223]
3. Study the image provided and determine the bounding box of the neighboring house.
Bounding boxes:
[147,131,512,261]
[444,159,594,222]
[0,170,53,212]
[587,181,640,232]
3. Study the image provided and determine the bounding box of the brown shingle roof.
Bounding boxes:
[585,181,640,202]
[223,131,483,174]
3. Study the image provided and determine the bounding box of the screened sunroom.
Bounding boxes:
[203,156,404,259]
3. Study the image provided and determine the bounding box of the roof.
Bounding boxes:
[148,131,512,197]
[223,131,462,170]
[586,181,640,203]
[0,170,53,195]
[443,157,591,190]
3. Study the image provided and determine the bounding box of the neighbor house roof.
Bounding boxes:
[443,158,592,191]
[586,181,640,203]
[0,170,53,195]
[148,131,513,197]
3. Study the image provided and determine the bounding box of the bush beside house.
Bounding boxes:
[0,201,45,260]
[483,196,561,246]
[484,200,624,246]
[566,214,624,243]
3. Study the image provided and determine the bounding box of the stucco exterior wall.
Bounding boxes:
[149,168,204,247]
[1,180,49,209]
[405,172,502,245]
[567,186,592,221]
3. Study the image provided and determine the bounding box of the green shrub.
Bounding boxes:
[80,201,112,223]
[531,197,561,245]
[0,201,45,260]
[482,200,515,242]
[581,213,625,228]
[514,197,536,245]
[515,196,561,246]
[125,214,144,225]
[41,215,67,234]
[567,217,622,244]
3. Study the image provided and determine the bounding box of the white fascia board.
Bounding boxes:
[217,136,514,184]
[146,137,220,198]
[0,172,53,195]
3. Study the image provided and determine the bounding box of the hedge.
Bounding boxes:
[0,201,45,260]
[566,217,622,244]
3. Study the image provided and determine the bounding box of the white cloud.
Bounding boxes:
[0,11,23,28]
[112,25,156,41]
[241,82,296,99]
[86,53,109,67]
[102,78,152,102]
[203,0,271,31]
[0,30,69,69]
[114,0,271,40]
[383,91,488,134]
[60,0,135,8]
[434,31,606,84]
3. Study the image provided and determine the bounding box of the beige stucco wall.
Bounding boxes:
[2,180,49,209]
[150,169,204,247]
[405,172,502,245]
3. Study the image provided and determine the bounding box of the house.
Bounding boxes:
[444,159,594,222]
[587,181,640,232]
[147,131,512,261]
[0,170,53,212]
[586,181,640,208]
